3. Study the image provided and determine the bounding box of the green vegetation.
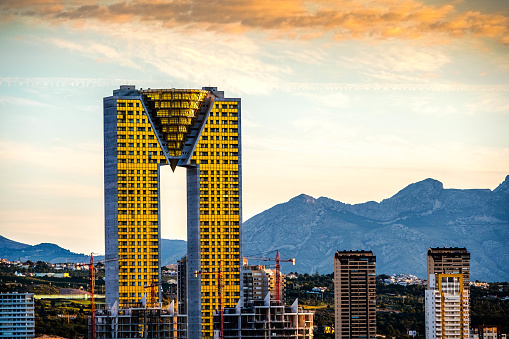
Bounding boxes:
[471,282,509,333]
[285,273,509,339]
[0,262,177,338]
[1,262,100,338]
[2,262,508,338]
[35,299,89,339]
[375,277,425,338]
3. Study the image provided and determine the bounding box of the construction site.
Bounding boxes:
[97,86,314,338]
[216,298,314,339]
[94,303,186,339]
[75,248,313,338]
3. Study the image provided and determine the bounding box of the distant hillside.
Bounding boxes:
[243,175,509,282]
[0,236,95,263]
[0,236,30,251]
[0,236,187,265]
[161,239,187,265]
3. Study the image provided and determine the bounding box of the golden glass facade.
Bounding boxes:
[141,89,209,158]
[115,98,165,306]
[192,99,241,337]
[105,86,241,338]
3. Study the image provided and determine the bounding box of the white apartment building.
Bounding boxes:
[425,274,469,339]
[0,292,35,338]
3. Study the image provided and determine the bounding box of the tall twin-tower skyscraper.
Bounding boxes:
[103,86,242,338]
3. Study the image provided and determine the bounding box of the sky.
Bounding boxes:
[0,0,508,255]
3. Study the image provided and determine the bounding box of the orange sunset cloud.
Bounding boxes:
[1,0,508,43]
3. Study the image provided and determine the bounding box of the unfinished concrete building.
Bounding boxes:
[95,303,186,339]
[214,296,313,339]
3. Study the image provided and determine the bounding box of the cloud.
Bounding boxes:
[1,20,292,94]
[284,49,327,64]
[0,95,49,107]
[277,82,509,92]
[44,37,142,70]
[2,0,509,44]
[465,92,509,114]
[298,91,350,110]
[348,45,451,73]
[2,77,509,94]
[335,44,454,81]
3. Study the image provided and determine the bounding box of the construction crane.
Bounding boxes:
[245,250,295,303]
[77,254,118,339]
[195,261,224,339]
[144,277,163,308]
[76,253,97,339]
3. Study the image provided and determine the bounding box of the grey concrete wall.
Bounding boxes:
[103,96,119,308]
[186,166,201,339]
[157,162,163,304]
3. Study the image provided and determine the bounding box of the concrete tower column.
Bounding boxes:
[187,166,201,339]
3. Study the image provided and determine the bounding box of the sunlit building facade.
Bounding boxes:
[426,247,470,339]
[427,247,470,290]
[334,250,376,339]
[103,86,242,338]
[425,274,469,339]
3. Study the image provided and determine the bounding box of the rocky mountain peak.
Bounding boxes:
[390,178,443,200]
[494,175,509,195]
[288,194,316,204]
[376,178,444,216]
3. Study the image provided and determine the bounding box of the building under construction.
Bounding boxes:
[214,297,314,339]
[94,302,186,339]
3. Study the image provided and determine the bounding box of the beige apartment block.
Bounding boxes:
[334,250,376,339]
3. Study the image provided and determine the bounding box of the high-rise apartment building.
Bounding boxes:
[103,86,242,338]
[334,250,376,339]
[427,247,470,289]
[426,247,470,339]
[425,274,469,339]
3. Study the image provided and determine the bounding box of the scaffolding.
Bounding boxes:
[213,297,313,339]
[95,302,186,339]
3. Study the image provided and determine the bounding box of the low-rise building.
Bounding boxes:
[471,325,503,339]
[32,272,70,278]
[383,274,425,286]
[0,292,35,338]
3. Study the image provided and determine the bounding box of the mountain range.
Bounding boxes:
[0,236,186,266]
[243,175,509,281]
[1,175,508,281]
[0,235,100,263]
